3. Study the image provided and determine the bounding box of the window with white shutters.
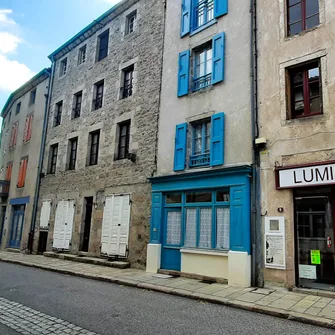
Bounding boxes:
[40,200,51,228]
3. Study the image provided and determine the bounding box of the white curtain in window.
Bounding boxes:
[216,207,230,249]
[199,208,212,248]
[166,211,181,245]
[185,208,197,247]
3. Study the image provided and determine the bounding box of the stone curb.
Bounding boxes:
[1,257,335,330]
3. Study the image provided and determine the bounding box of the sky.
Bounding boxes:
[0,0,121,113]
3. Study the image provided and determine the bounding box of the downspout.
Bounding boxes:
[250,0,263,287]
[28,59,55,253]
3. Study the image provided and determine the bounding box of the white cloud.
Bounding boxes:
[0,9,35,93]
[0,32,21,54]
[0,9,15,26]
[0,55,35,92]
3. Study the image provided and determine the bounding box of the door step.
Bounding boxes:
[43,252,130,269]
[293,287,335,299]
[158,269,228,284]
[6,248,21,253]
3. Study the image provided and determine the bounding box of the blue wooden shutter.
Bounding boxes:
[174,123,188,171]
[214,0,228,18]
[178,50,190,97]
[150,192,163,244]
[212,32,225,85]
[181,0,191,37]
[210,112,225,166]
[230,185,251,253]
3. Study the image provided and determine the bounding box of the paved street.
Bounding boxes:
[0,262,334,335]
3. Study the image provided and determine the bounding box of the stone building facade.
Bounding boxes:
[0,69,50,252]
[35,0,165,268]
[258,0,335,291]
[146,0,254,286]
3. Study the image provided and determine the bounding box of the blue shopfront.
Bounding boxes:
[146,166,252,287]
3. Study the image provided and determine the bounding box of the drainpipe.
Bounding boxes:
[28,59,55,253]
[250,0,263,287]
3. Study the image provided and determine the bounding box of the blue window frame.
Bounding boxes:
[190,120,211,167]
[193,45,212,91]
[164,190,230,250]
[193,0,214,31]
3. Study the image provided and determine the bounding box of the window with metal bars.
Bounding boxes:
[122,66,134,99]
[97,30,109,62]
[286,60,322,119]
[78,45,86,65]
[193,44,212,91]
[89,130,100,166]
[73,92,82,119]
[287,0,319,36]
[126,11,137,35]
[54,101,62,127]
[190,119,211,167]
[68,137,78,171]
[117,121,130,160]
[48,144,58,174]
[193,0,214,31]
[93,81,104,110]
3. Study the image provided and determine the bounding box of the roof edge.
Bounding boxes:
[48,0,127,61]
[1,68,51,118]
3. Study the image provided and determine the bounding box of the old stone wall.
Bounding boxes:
[36,0,165,268]
[257,0,335,287]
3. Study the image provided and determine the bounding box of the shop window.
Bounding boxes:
[186,192,212,203]
[166,193,182,204]
[287,0,319,36]
[286,60,322,119]
[216,190,230,202]
[190,119,211,167]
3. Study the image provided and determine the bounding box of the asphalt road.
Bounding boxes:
[0,262,334,335]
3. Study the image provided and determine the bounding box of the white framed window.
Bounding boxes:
[60,58,67,76]
[126,10,137,35]
[78,45,86,65]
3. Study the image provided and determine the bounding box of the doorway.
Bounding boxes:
[9,205,25,249]
[295,188,335,291]
[0,206,6,246]
[81,197,93,252]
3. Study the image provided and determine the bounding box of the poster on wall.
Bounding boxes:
[264,216,286,269]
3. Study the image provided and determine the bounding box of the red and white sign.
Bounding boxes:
[277,161,335,189]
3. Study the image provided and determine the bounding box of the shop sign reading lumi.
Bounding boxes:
[276,161,335,189]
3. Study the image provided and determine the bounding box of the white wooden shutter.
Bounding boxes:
[40,200,51,228]
[53,200,65,248]
[64,200,75,250]
[118,195,130,256]
[101,195,131,256]
[101,196,114,255]
[58,201,67,249]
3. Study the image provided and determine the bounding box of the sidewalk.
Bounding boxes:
[0,252,335,329]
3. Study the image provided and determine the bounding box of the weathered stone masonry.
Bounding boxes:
[35,0,165,268]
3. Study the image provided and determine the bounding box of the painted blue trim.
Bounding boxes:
[210,112,225,166]
[174,123,188,171]
[214,0,228,18]
[190,19,217,36]
[150,192,163,244]
[10,196,30,205]
[178,51,190,97]
[9,208,25,249]
[212,32,225,85]
[181,0,192,37]
[149,166,252,255]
